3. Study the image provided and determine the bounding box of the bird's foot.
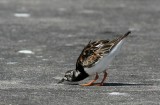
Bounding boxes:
[80,82,94,86]
[92,83,103,86]
[80,83,103,86]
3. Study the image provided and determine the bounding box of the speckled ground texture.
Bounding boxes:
[0,0,160,105]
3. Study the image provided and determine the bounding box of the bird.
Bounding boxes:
[58,31,131,86]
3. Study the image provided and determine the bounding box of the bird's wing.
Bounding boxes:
[76,40,113,68]
[76,31,131,69]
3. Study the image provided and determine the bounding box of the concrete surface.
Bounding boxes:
[0,0,160,105]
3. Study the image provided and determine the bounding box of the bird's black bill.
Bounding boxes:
[58,78,65,84]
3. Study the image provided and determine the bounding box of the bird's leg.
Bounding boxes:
[80,73,99,86]
[94,71,108,86]
[100,71,108,86]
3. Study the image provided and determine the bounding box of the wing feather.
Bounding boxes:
[76,31,131,69]
[76,40,113,68]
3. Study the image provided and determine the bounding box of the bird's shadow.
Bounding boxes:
[68,82,153,86]
[100,82,152,86]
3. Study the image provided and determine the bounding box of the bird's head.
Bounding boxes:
[58,70,75,83]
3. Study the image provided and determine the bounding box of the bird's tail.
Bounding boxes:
[118,31,131,41]
[109,31,131,48]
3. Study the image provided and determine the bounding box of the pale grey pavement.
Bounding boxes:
[0,0,160,105]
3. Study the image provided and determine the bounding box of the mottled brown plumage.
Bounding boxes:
[77,40,112,68]
[76,31,131,70]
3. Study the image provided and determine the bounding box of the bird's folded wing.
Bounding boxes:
[76,40,114,68]
[76,31,131,69]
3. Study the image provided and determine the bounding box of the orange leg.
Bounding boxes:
[94,71,108,86]
[80,73,99,86]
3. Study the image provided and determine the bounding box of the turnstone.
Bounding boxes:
[58,31,131,86]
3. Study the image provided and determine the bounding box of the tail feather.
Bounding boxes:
[109,31,131,49]
[110,31,131,43]
[119,31,131,40]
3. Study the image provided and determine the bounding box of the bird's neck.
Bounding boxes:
[72,70,89,82]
